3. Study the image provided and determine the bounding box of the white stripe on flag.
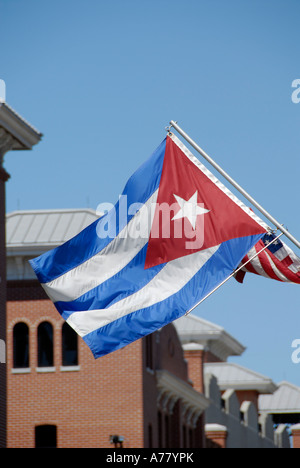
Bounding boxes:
[245,247,267,277]
[42,190,158,303]
[280,242,300,273]
[246,247,290,282]
[264,251,290,282]
[66,244,220,337]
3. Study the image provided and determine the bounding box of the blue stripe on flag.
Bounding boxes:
[82,233,263,358]
[55,244,166,320]
[29,137,166,284]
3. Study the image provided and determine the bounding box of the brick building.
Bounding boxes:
[6,209,210,448]
[7,285,209,448]
[0,101,293,449]
[0,102,41,447]
[5,208,291,448]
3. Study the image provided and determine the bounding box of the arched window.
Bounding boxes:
[35,425,57,448]
[62,322,78,366]
[13,322,29,368]
[38,322,53,367]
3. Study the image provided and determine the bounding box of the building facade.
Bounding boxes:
[6,209,210,448]
[7,280,209,448]
[0,102,42,447]
[5,208,291,448]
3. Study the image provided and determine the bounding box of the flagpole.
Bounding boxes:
[169,120,300,251]
[186,232,284,315]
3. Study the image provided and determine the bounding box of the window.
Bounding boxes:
[189,428,194,449]
[158,411,163,448]
[145,334,153,369]
[148,424,153,448]
[13,322,29,368]
[38,322,53,367]
[165,414,170,448]
[62,322,78,366]
[35,425,57,448]
[183,425,187,448]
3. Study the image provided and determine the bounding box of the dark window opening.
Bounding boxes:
[183,425,187,448]
[145,334,153,370]
[38,322,53,367]
[189,428,194,448]
[35,425,57,448]
[165,414,170,448]
[148,424,153,448]
[13,322,29,368]
[62,322,78,366]
[158,411,163,448]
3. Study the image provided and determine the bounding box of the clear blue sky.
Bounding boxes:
[1,0,300,387]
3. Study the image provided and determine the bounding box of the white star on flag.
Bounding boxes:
[172,191,210,230]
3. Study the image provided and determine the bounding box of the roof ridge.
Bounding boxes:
[6,208,98,217]
[277,380,300,391]
[0,101,42,136]
[205,361,273,381]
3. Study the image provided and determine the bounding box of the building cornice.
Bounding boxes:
[156,370,210,416]
[0,102,42,152]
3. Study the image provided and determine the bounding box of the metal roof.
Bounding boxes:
[259,381,300,414]
[0,102,42,136]
[6,209,100,253]
[173,313,245,360]
[204,362,277,394]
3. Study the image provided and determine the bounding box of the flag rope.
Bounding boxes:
[169,120,300,251]
[185,232,284,315]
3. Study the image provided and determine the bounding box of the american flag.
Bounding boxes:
[235,233,300,284]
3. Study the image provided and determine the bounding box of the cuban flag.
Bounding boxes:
[29,134,269,358]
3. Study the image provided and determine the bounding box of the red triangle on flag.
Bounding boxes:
[144,136,266,269]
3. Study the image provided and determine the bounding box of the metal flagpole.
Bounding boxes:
[169,120,300,251]
[186,232,284,315]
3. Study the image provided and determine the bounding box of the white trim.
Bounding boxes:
[204,362,277,394]
[11,367,31,374]
[36,367,56,373]
[60,365,80,372]
[205,423,227,433]
[156,370,210,413]
[0,102,42,149]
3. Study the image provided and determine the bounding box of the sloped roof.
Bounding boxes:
[204,362,277,394]
[173,313,245,361]
[0,101,42,150]
[259,381,300,414]
[6,209,100,254]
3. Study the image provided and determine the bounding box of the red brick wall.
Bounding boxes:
[206,428,227,448]
[157,324,189,382]
[292,427,300,449]
[204,350,223,363]
[7,281,144,448]
[183,349,204,393]
[142,324,205,449]
[142,324,190,448]
[183,348,223,394]
[233,390,259,412]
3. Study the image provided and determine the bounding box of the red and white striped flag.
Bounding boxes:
[235,233,300,284]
